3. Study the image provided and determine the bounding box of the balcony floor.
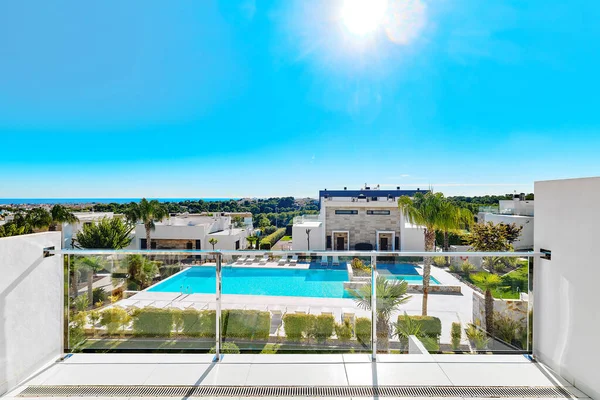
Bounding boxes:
[4,354,589,399]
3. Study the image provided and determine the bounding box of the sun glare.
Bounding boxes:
[341,0,388,36]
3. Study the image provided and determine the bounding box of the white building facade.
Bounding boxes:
[292,187,428,251]
[478,194,534,250]
[135,213,251,251]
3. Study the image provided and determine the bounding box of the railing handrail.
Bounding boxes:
[52,249,541,257]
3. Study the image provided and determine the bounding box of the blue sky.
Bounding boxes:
[1,0,599,198]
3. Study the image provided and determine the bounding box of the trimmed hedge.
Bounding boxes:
[222,310,270,340]
[132,307,173,337]
[259,228,286,250]
[282,314,335,341]
[283,314,310,340]
[396,315,442,339]
[181,309,216,338]
[355,318,372,344]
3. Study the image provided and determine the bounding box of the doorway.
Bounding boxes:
[336,236,345,250]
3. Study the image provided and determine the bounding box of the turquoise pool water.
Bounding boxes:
[148,263,440,299]
[148,267,350,298]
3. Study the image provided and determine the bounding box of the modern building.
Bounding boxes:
[292,186,429,251]
[135,213,251,251]
[62,212,124,249]
[478,193,534,250]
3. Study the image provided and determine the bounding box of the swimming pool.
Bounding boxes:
[148,263,440,299]
[148,267,349,298]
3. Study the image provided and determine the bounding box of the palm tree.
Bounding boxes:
[49,204,79,231]
[470,272,502,336]
[26,208,52,230]
[348,275,411,352]
[246,235,258,249]
[75,256,106,306]
[209,237,218,250]
[126,199,167,250]
[398,192,447,316]
[438,202,473,265]
[75,217,134,249]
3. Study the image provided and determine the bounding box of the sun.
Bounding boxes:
[341,0,388,36]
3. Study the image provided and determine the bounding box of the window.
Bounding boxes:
[335,210,358,215]
[371,197,378,201]
[367,210,391,215]
[195,240,201,249]
[326,235,332,249]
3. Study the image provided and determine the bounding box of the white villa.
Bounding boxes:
[135,213,252,251]
[292,186,428,251]
[478,193,534,250]
[61,211,124,249]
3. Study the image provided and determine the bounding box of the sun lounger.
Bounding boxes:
[320,307,334,317]
[277,255,289,266]
[259,254,269,265]
[320,256,328,266]
[290,255,298,266]
[235,256,247,264]
[245,255,256,264]
[342,308,356,325]
[268,306,285,335]
[171,301,193,310]
[332,256,340,266]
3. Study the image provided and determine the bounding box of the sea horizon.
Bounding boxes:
[0,198,238,205]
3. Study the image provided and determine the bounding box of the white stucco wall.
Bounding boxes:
[0,232,63,396]
[534,177,600,399]
[292,223,324,251]
[484,214,534,250]
[400,224,425,251]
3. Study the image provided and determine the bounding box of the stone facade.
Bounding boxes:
[472,291,528,332]
[325,206,400,250]
[153,239,201,250]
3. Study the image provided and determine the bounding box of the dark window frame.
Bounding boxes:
[367,210,391,215]
[335,210,358,215]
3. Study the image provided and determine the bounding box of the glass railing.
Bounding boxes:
[63,250,534,357]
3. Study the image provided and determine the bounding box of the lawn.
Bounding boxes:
[280,236,292,242]
[468,264,529,300]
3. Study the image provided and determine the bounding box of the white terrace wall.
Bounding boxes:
[534,177,600,399]
[0,232,63,396]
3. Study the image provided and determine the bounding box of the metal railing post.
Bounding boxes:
[371,254,377,361]
[214,252,222,362]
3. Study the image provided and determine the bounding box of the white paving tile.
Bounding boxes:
[342,354,372,363]
[143,363,250,386]
[39,364,157,385]
[432,354,532,364]
[251,354,345,364]
[245,363,348,386]
[376,354,436,363]
[439,362,558,386]
[344,363,452,386]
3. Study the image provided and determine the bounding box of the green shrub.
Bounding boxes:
[259,228,286,250]
[181,309,216,338]
[263,225,277,235]
[92,288,107,305]
[222,310,270,340]
[461,262,476,275]
[355,318,371,344]
[451,322,462,350]
[310,315,335,342]
[432,256,447,267]
[397,315,441,339]
[283,314,310,341]
[209,342,240,354]
[465,323,489,350]
[335,320,353,342]
[73,294,89,312]
[100,307,130,336]
[420,336,440,352]
[132,307,173,337]
[69,311,88,350]
[448,264,460,273]
[492,312,522,344]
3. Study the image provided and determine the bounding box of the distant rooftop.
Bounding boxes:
[318,186,429,206]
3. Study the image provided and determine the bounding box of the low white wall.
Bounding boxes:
[484,214,534,250]
[292,224,325,251]
[400,225,425,251]
[534,177,600,399]
[0,232,63,396]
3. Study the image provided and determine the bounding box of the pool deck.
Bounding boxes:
[118,264,473,344]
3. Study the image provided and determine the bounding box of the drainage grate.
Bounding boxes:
[18,385,574,398]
